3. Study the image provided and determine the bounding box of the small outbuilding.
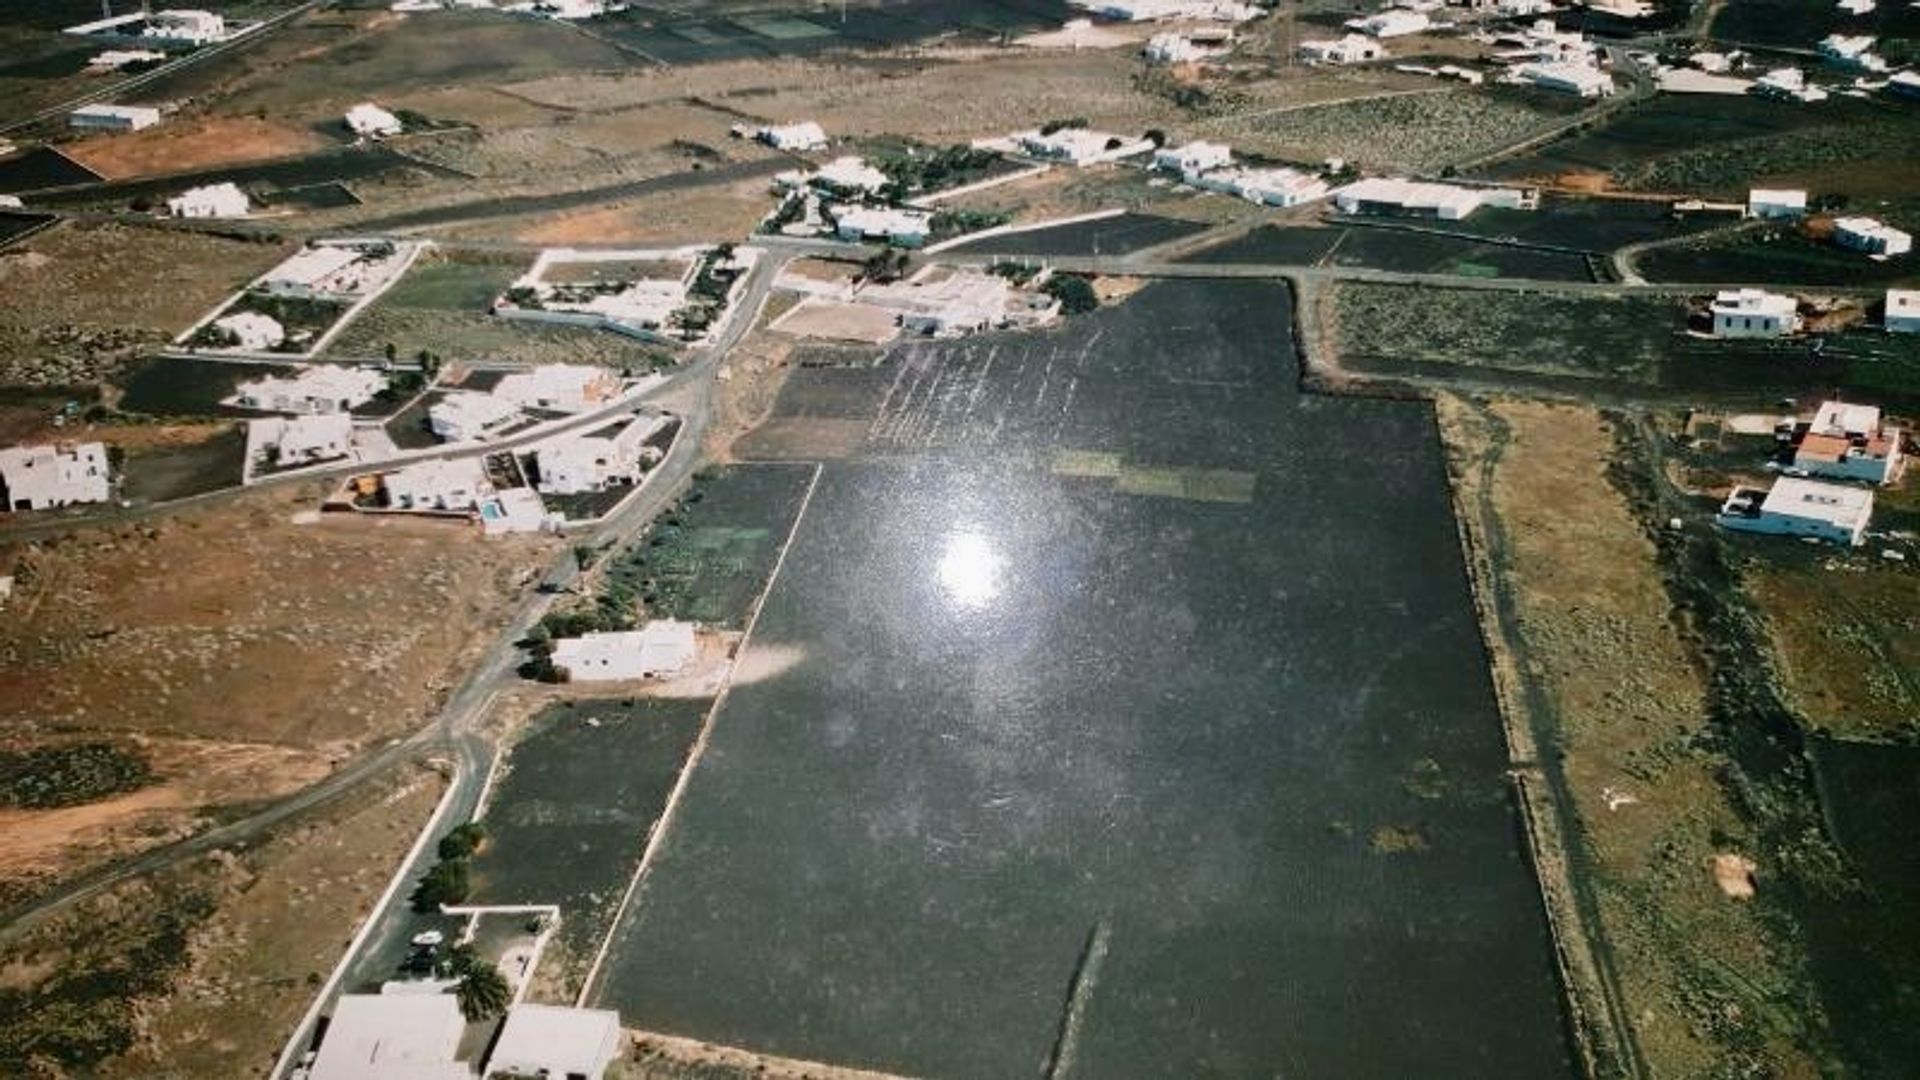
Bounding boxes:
[486,1004,623,1080]
[1747,188,1807,219]
[346,102,403,139]
[1710,289,1799,338]
[1718,476,1873,546]
[167,181,248,218]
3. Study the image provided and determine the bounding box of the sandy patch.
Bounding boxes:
[64,116,331,181]
[770,298,900,344]
[1711,853,1758,899]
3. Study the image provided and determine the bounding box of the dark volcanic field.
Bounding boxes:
[593,280,1574,1078]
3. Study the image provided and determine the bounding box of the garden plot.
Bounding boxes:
[1637,225,1920,288]
[178,239,424,359]
[467,697,707,1001]
[498,245,756,346]
[1201,88,1584,173]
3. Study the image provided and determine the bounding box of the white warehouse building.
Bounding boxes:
[1718,477,1873,546]
[1832,217,1913,258]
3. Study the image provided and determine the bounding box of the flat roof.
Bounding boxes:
[488,1003,621,1077]
[1763,476,1873,528]
[310,993,469,1080]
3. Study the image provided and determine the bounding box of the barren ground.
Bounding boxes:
[63,116,332,181]
[0,762,445,1080]
[0,484,553,904]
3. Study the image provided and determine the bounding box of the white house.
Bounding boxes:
[232,366,385,413]
[346,102,403,138]
[1144,32,1229,64]
[383,458,489,511]
[309,993,469,1080]
[551,621,697,681]
[1346,9,1428,37]
[1788,401,1904,485]
[88,49,167,70]
[494,364,621,413]
[1015,128,1155,166]
[1818,34,1886,72]
[1206,166,1330,207]
[69,103,161,131]
[1152,140,1233,178]
[1331,177,1533,220]
[486,1004,623,1080]
[1887,288,1920,333]
[428,391,522,441]
[831,204,932,247]
[66,8,230,45]
[1837,0,1874,12]
[1752,67,1828,102]
[1747,188,1807,219]
[0,442,111,511]
[249,412,353,468]
[1890,70,1920,100]
[859,270,1038,337]
[1299,34,1384,65]
[1718,477,1873,546]
[257,241,405,299]
[754,121,827,152]
[1710,289,1800,337]
[1832,217,1912,258]
[211,311,284,351]
[1513,61,1615,97]
[535,412,668,495]
[166,181,249,218]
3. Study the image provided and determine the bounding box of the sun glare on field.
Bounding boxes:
[935,530,1004,610]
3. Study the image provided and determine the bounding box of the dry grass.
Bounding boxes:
[507,176,776,246]
[0,763,444,1080]
[1442,397,1824,1078]
[63,116,331,181]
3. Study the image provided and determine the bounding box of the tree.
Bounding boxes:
[1145,128,1168,148]
[436,822,487,861]
[1042,274,1099,315]
[454,962,511,1021]
[409,858,469,912]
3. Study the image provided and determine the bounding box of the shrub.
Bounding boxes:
[436,822,487,861]
[409,858,470,912]
[1042,274,1100,315]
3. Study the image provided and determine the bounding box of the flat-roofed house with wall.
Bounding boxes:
[1718,476,1873,546]
[494,364,620,414]
[309,993,471,1080]
[534,413,669,495]
[0,442,111,511]
[551,621,697,682]
[232,365,386,414]
[1784,401,1905,485]
[1710,288,1799,337]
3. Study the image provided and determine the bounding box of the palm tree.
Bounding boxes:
[454,962,511,1022]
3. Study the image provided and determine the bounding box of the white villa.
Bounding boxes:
[1152,140,1233,177]
[1832,217,1912,258]
[211,311,285,351]
[309,993,467,1080]
[535,412,669,495]
[428,390,522,441]
[1014,128,1155,167]
[552,621,697,681]
[753,121,827,152]
[166,181,249,219]
[1787,401,1905,485]
[1718,477,1873,546]
[0,442,111,511]
[1818,33,1886,72]
[1193,165,1329,207]
[1346,9,1429,37]
[859,269,1058,337]
[65,8,230,46]
[69,103,160,131]
[346,102,403,138]
[1299,34,1385,65]
[1512,61,1615,97]
[383,458,488,511]
[248,413,353,469]
[1710,289,1799,337]
[1887,288,1920,333]
[831,204,932,247]
[494,364,621,413]
[233,365,385,414]
[1752,67,1828,102]
[1331,177,1534,219]
[488,1004,623,1080]
[258,241,407,299]
[1747,188,1807,219]
[1144,32,1230,65]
